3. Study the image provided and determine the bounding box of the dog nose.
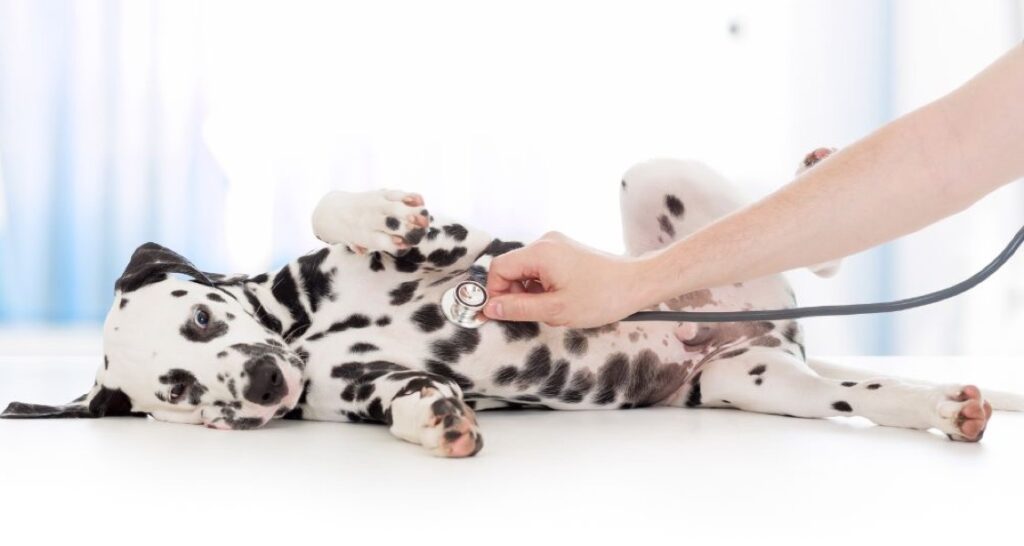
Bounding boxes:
[243,356,287,406]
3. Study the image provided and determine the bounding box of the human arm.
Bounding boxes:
[485,44,1024,327]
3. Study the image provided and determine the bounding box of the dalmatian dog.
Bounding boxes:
[4,148,1022,457]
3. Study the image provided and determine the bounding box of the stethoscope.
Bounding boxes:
[441,224,1024,328]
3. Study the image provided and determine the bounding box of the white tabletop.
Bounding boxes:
[1,328,1022,545]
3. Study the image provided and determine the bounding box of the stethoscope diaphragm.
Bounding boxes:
[441,280,489,328]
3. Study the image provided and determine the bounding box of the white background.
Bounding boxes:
[1,1,1023,351]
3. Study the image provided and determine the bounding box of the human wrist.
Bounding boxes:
[627,244,700,310]
[623,252,671,312]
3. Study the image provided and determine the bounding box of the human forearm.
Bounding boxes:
[639,45,1024,306]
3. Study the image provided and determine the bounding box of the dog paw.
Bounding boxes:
[421,396,483,458]
[389,386,483,458]
[937,385,992,442]
[796,147,837,174]
[312,190,431,255]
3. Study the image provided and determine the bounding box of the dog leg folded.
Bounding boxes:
[326,361,483,457]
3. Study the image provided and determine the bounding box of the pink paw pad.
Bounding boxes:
[802,147,836,168]
[429,397,483,457]
[949,385,992,442]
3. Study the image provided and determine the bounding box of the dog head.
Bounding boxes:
[1,243,305,429]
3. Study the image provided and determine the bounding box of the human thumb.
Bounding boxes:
[484,292,565,324]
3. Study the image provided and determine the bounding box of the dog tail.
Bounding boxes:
[806,357,1024,412]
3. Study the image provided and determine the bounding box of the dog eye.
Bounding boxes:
[194,308,210,328]
[169,383,187,402]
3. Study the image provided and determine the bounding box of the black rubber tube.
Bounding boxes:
[622,224,1024,323]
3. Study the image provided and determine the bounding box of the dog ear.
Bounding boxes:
[115,242,214,293]
[1,383,144,419]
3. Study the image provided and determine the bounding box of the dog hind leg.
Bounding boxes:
[696,348,993,441]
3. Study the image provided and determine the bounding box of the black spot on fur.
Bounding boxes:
[385,216,401,230]
[476,238,524,260]
[427,247,468,267]
[331,361,406,380]
[665,194,685,217]
[493,366,518,386]
[159,369,208,405]
[748,364,767,376]
[243,289,283,334]
[832,401,853,412]
[560,369,595,403]
[389,280,420,306]
[306,315,371,342]
[595,353,629,405]
[207,292,225,303]
[366,398,389,424]
[411,304,446,333]
[369,252,385,272]
[119,298,129,309]
[540,359,570,398]
[782,323,801,343]
[404,228,426,245]
[104,356,109,370]
[517,345,552,388]
[658,214,675,238]
[718,348,749,359]
[217,351,228,358]
[349,342,380,353]
[355,383,376,401]
[431,328,481,363]
[625,350,661,405]
[171,290,187,297]
[271,266,312,341]
[867,383,882,390]
[89,386,144,417]
[424,360,474,391]
[841,381,857,387]
[685,372,703,407]
[394,248,426,273]
[297,247,335,313]
[375,315,392,327]
[426,227,441,241]
[498,320,541,343]
[563,330,589,356]
[754,378,763,386]
[443,224,469,241]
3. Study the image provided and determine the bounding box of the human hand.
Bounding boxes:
[483,232,651,328]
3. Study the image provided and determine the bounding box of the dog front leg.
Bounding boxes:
[311,189,494,274]
[327,361,483,457]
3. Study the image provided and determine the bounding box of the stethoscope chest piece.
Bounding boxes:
[441,280,489,328]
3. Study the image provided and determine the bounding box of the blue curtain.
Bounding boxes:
[0,0,229,324]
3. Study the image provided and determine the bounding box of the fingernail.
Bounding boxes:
[487,301,504,319]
